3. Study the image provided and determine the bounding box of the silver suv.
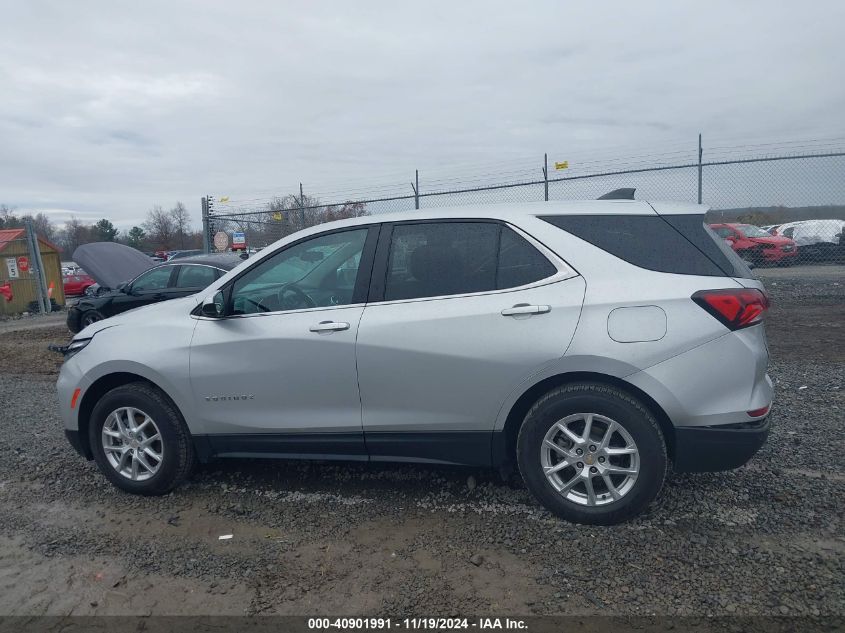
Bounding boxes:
[56,199,772,524]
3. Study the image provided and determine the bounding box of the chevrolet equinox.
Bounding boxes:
[56,198,772,524]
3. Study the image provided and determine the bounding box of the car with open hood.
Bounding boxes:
[66,246,242,332]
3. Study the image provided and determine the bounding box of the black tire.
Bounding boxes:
[516,382,666,525]
[80,309,105,328]
[88,382,195,495]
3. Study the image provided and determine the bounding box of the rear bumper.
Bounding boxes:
[673,416,770,472]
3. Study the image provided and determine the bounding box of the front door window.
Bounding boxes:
[230,229,369,314]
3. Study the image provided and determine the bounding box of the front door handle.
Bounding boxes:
[501,304,551,316]
[309,321,351,333]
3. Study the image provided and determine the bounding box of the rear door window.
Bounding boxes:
[496,226,557,289]
[383,222,556,301]
[176,265,218,289]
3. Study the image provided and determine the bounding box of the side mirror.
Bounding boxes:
[201,291,225,318]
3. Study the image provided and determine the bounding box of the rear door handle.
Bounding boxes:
[309,321,350,332]
[501,304,551,316]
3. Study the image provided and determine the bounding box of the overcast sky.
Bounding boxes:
[2,1,844,229]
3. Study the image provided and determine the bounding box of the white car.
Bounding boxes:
[772,219,845,261]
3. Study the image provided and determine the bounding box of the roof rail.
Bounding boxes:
[597,188,636,200]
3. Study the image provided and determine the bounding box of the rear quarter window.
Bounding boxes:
[540,214,752,278]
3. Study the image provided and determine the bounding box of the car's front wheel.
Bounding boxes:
[80,309,105,328]
[517,383,666,525]
[89,382,195,495]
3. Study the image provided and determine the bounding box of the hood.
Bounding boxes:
[72,242,155,289]
[75,294,201,339]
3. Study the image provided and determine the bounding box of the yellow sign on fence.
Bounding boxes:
[554,161,569,170]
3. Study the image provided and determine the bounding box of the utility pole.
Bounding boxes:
[411,169,420,209]
[543,153,549,202]
[201,196,210,253]
[206,195,215,251]
[697,133,703,204]
[299,183,306,228]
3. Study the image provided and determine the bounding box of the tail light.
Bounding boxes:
[692,288,769,330]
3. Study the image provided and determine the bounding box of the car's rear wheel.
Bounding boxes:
[80,309,105,328]
[89,382,195,495]
[517,382,666,525]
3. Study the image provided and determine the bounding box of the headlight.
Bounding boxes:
[64,338,92,360]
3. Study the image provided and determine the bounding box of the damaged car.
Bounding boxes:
[67,242,241,333]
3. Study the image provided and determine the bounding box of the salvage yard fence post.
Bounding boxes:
[24,220,50,314]
[698,133,703,204]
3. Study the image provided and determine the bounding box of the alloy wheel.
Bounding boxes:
[101,407,164,481]
[540,413,639,506]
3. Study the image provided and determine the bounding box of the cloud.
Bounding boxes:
[1,0,844,228]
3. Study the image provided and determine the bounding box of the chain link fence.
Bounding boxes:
[206,148,845,267]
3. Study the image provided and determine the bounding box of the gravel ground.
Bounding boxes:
[0,269,842,617]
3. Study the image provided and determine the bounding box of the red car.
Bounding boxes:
[62,273,96,297]
[709,223,798,266]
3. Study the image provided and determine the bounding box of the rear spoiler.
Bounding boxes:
[597,188,636,200]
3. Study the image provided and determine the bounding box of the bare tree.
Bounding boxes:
[169,202,191,249]
[28,212,56,242]
[0,204,19,229]
[56,217,92,255]
[143,205,175,250]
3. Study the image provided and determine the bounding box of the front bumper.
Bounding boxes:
[762,248,797,262]
[65,429,91,459]
[673,416,770,472]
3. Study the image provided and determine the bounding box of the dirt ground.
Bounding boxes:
[0,267,842,617]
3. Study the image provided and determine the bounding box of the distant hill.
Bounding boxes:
[707,205,845,225]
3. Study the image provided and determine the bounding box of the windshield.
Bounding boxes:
[737,224,773,238]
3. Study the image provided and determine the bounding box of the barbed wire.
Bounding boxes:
[214,136,845,213]
[211,140,845,218]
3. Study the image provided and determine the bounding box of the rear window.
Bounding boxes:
[540,214,753,278]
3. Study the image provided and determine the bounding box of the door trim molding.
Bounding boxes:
[191,431,494,467]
